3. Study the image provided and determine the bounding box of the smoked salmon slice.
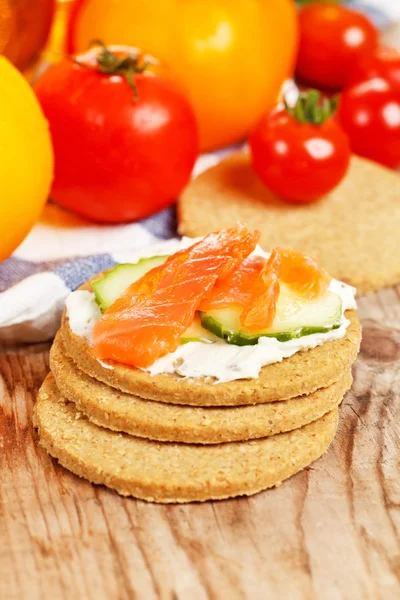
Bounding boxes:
[278,248,330,299]
[199,250,281,331]
[92,225,260,368]
[198,255,266,312]
[240,249,281,330]
[198,247,330,331]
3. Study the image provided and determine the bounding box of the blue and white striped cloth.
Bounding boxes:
[0,0,398,344]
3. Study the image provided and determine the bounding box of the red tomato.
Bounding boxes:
[350,46,400,89]
[338,78,400,170]
[34,46,199,223]
[249,94,351,204]
[296,3,378,90]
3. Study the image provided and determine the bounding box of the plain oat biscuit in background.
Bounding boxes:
[178,153,400,294]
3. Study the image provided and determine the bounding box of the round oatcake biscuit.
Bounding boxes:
[34,375,339,503]
[51,332,352,444]
[61,307,361,407]
[178,153,400,294]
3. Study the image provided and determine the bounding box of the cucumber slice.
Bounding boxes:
[180,314,218,344]
[93,256,168,311]
[200,285,342,345]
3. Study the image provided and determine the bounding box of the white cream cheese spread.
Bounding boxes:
[65,239,357,383]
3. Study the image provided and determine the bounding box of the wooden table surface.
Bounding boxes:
[1,285,400,600]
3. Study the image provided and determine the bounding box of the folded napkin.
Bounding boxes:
[349,0,400,25]
[0,0,397,345]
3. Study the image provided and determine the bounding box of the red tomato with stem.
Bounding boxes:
[249,91,351,204]
[34,44,199,223]
[338,77,400,170]
[350,46,400,89]
[296,2,378,90]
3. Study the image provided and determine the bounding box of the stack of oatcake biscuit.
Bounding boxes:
[34,283,361,503]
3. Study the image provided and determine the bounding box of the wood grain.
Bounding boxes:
[1,289,400,600]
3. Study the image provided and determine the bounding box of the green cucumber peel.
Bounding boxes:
[200,312,341,346]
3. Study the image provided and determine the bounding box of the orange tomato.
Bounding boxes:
[67,0,299,151]
[0,56,53,261]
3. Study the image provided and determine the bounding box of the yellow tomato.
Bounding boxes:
[68,0,299,151]
[0,56,53,261]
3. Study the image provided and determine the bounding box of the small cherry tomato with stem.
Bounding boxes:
[34,43,199,223]
[338,77,400,170]
[249,90,351,204]
[296,2,378,91]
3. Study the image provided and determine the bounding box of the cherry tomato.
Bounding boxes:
[338,78,400,170]
[34,45,198,223]
[350,46,400,89]
[296,3,378,90]
[249,92,351,204]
